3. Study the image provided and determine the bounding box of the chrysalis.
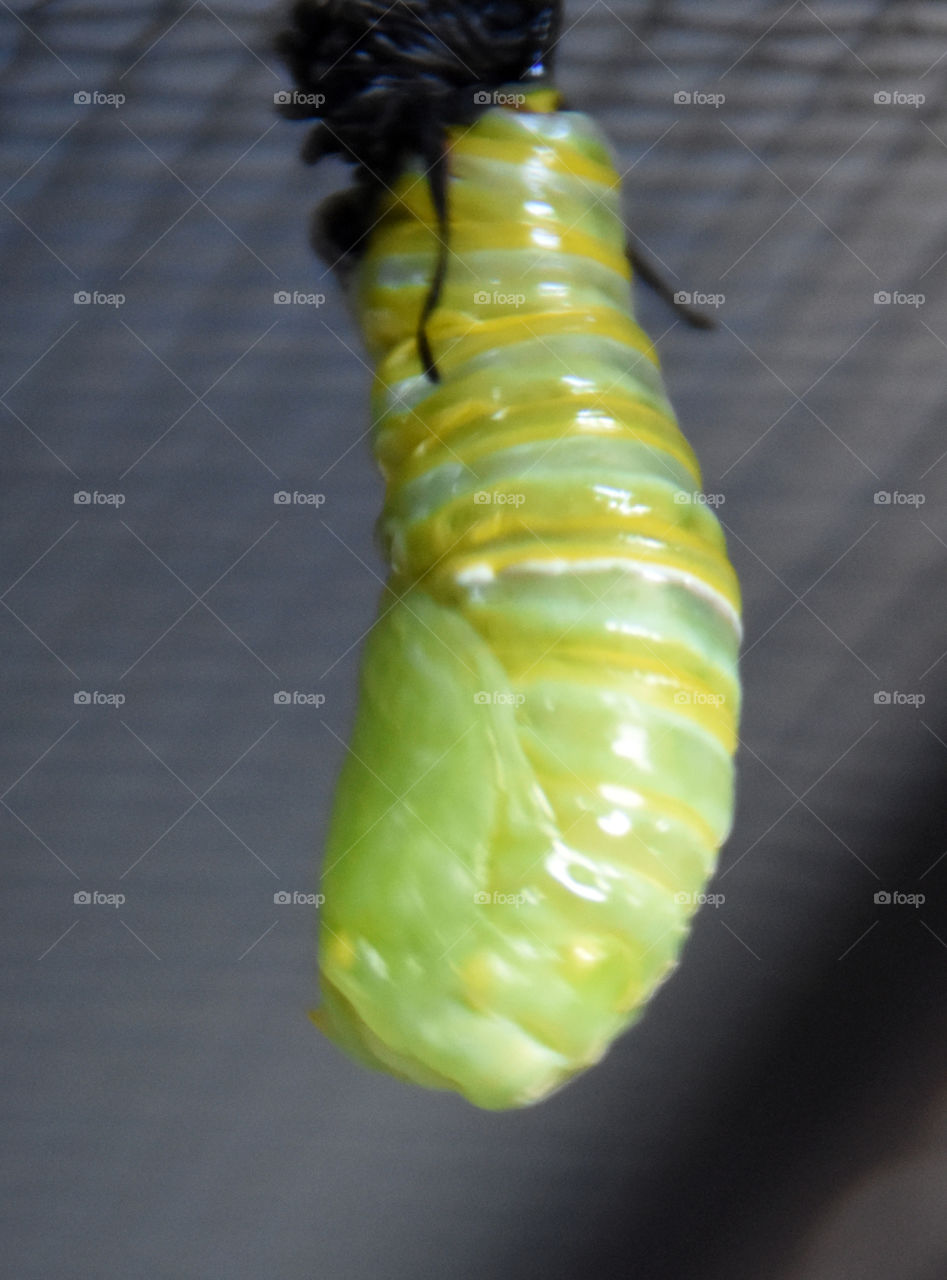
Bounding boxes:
[279,0,741,1108]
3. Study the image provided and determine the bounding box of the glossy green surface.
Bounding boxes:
[315,96,741,1108]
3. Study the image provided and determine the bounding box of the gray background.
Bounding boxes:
[3,2,946,1277]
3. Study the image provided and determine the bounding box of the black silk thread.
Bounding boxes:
[416,138,450,382]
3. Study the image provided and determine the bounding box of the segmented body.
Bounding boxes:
[315,90,741,1109]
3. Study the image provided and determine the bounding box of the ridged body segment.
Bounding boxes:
[316,97,741,1108]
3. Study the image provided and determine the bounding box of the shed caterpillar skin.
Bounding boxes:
[279,0,741,1109]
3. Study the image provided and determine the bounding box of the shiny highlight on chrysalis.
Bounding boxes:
[279,0,741,1109]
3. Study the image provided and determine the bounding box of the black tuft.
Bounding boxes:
[276,0,561,182]
[276,2,709,372]
[277,0,562,380]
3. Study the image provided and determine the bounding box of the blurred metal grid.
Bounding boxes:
[2,2,946,1277]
